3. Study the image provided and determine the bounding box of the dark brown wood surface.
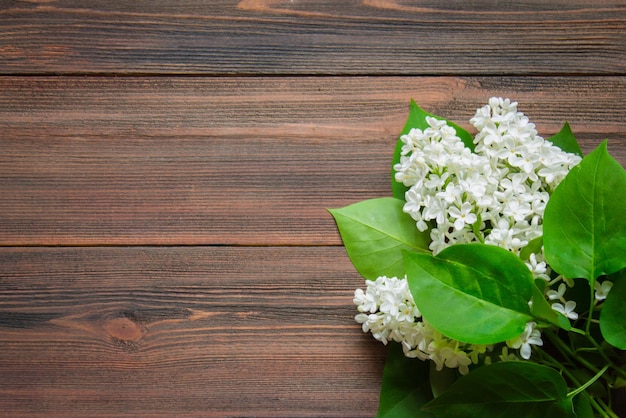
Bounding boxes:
[1,1,625,416]
[2,1,626,75]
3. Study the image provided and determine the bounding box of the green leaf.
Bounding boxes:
[329,197,430,280]
[600,268,626,349]
[429,363,459,399]
[544,141,626,282]
[548,122,583,157]
[376,343,435,418]
[404,243,535,344]
[571,392,594,418]
[519,236,543,261]
[391,100,474,200]
[423,362,575,418]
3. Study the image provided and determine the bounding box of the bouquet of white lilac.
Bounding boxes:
[330,98,626,418]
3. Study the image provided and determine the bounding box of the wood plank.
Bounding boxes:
[2,76,626,246]
[1,1,625,75]
[0,246,386,416]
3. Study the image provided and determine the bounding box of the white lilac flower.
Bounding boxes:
[500,173,529,194]
[545,282,578,320]
[594,280,613,302]
[552,301,579,320]
[423,195,448,225]
[484,219,527,250]
[525,252,551,281]
[547,283,567,301]
[426,327,476,375]
[498,346,519,362]
[358,98,583,375]
[353,276,421,347]
[394,99,581,256]
[353,288,377,313]
[507,321,543,360]
[353,276,490,374]
[437,344,473,376]
[436,182,462,205]
[593,280,613,301]
[448,202,477,231]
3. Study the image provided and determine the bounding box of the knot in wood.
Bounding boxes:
[103,316,143,343]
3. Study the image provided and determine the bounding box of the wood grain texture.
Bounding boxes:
[2,1,626,416]
[1,0,625,75]
[0,246,386,416]
[1,76,626,246]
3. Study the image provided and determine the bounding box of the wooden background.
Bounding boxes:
[1,1,625,416]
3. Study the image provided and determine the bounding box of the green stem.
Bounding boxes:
[595,396,619,418]
[569,327,586,336]
[537,348,611,417]
[567,364,609,398]
[544,330,601,375]
[542,329,626,417]
[586,280,596,336]
[471,214,484,244]
[584,334,626,381]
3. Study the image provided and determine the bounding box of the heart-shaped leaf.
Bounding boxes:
[600,268,626,349]
[404,243,534,344]
[544,141,626,282]
[422,362,574,418]
[376,343,435,418]
[391,100,474,200]
[329,197,430,280]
